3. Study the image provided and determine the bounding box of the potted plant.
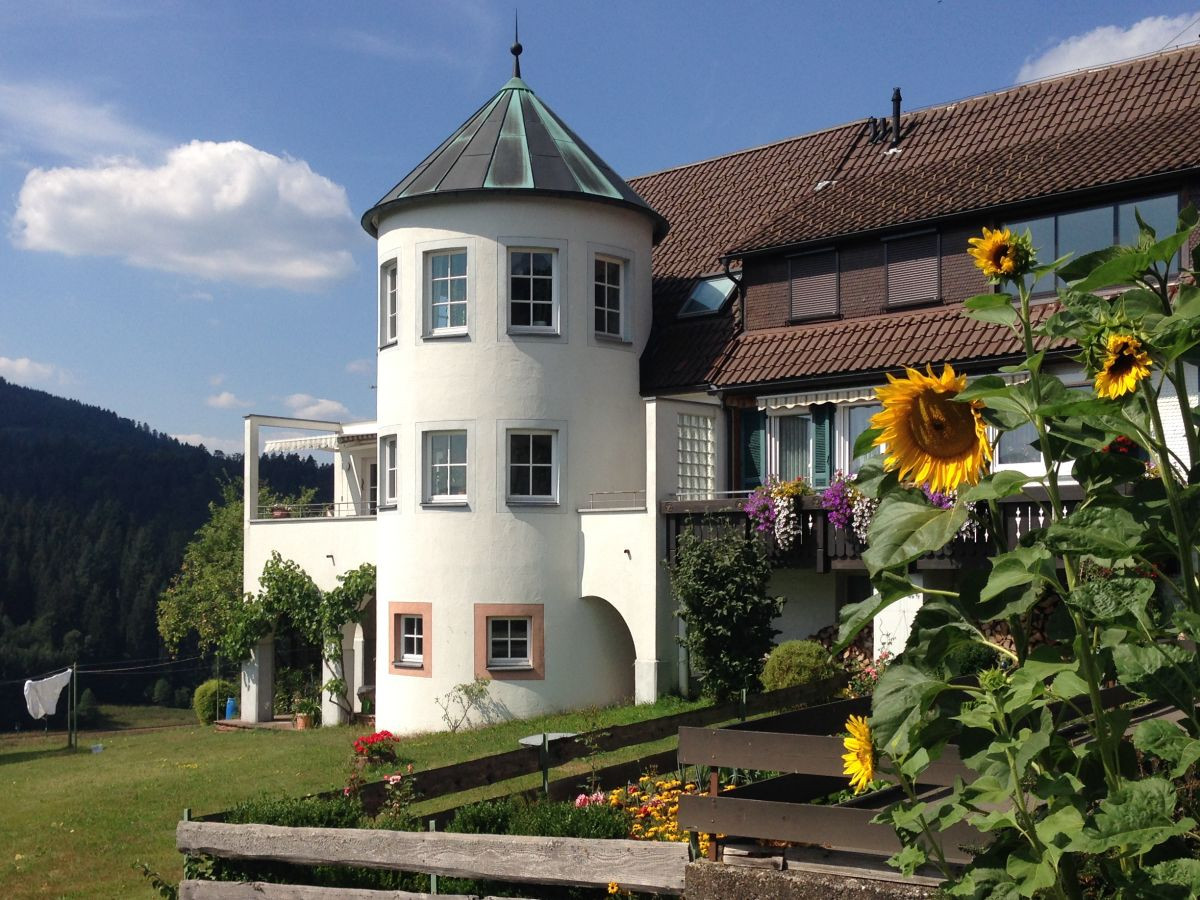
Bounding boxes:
[292,695,320,730]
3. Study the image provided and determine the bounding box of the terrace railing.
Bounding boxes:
[662,488,1080,571]
[253,500,376,520]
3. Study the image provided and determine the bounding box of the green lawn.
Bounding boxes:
[0,697,703,899]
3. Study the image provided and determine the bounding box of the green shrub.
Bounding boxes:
[671,530,781,702]
[760,640,840,695]
[942,640,1000,677]
[151,677,172,706]
[76,687,99,725]
[173,686,192,708]
[445,796,521,835]
[225,793,365,828]
[192,678,235,725]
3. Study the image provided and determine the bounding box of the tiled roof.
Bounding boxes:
[631,45,1200,393]
[715,302,1066,389]
[363,76,667,241]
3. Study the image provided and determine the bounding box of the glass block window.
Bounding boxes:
[677,414,715,499]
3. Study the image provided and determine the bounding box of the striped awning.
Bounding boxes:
[263,433,339,454]
[758,385,880,411]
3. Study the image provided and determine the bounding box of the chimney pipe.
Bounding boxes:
[891,87,902,147]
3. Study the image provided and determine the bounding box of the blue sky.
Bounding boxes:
[1,1,1198,454]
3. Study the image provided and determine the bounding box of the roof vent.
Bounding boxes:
[865,87,903,147]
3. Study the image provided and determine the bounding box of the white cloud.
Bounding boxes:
[0,81,163,161]
[12,140,357,290]
[345,358,373,375]
[284,393,351,420]
[172,433,244,455]
[0,354,68,386]
[206,390,252,409]
[1018,13,1200,82]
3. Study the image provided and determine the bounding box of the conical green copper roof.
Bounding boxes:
[361,77,669,243]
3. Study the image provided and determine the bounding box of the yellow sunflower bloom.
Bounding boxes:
[1094,333,1152,399]
[871,364,991,494]
[967,227,1031,282]
[842,714,875,794]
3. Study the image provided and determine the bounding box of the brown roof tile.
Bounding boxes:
[633,45,1200,393]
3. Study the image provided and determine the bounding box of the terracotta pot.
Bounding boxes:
[293,713,313,731]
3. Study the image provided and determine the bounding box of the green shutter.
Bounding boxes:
[812,405,833,487]
[741,410,765,490]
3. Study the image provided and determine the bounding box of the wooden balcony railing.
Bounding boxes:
[662,489,1079,571]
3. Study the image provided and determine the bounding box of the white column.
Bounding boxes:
[243,417,259,523]
[634,657,658,704]
[352,625,366,714]
[874,572,924,658]
[241,637,275,723]
[321,652,348,727]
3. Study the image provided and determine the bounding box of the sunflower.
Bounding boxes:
[967,227,1032,282]
[1094,333,1152,399]
[842,715,875,794]
[871,364,991,494]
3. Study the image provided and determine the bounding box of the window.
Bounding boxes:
[679,275,736,317]
[388,602,432,676]
[594,255,624,337]
[509,249,556,332]
[474,603,544,680]
[487,617,530,668]
[507,430,557,503]
[428,249,468,333]
[788,249,838,321]
[425,431,467,501]
[885,232,939,306]
[368,462,378,514]
[677,414,715,498]
[381,437,398,505]
[769,406,833,487]
[1008,193,1178,294]
[846,403,883,474]
[380,261,398,344]
[397,614,423,664]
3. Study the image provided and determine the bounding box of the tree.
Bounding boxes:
[156,480,244,659]
[670,529,781,702]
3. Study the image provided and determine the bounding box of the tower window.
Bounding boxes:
[594,255,625,338]
[427,249,468,334]
[509,249,557,333]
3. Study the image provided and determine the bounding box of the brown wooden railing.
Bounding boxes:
[663,489,1080,571]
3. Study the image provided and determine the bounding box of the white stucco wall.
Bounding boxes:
[770,569,839,643]
[371,194,656,733]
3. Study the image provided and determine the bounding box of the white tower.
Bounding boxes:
[361,45,670,733]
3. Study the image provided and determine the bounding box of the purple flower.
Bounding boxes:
[820,472,857,531]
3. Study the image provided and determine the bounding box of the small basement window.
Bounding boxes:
[679,275,736,317]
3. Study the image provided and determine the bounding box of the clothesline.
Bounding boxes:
[0,654,205,686]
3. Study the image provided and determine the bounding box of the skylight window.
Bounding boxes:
[678,275,736,317]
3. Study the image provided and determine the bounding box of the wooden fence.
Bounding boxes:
[198,675,846,823]
[177,821,688,896]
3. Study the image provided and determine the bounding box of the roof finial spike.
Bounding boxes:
[511,10,522,78]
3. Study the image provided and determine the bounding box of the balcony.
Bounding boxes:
[662,489,1076,572]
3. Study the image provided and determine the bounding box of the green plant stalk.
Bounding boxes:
[1141,377,1200,612]
[892,769,955,882]
[1015,276,1123,794]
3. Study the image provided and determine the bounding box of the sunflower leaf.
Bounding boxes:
[852,426,883,462]
[964,293,1018,326]
[961,471,1035,502]
[833,570,915,654]
[862,500,968,576]
[1069,249,1151,293]
[1133,719,1200,778]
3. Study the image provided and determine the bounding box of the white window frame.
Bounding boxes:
[425,248,469,337]
[506,429,558,505]
[397,613,424,665]
[593,253,626,340]
[423,429,469,504]
[381,436,398,506]
[507,247,559,335]
[839,402,884,474]
[487,616,532,669]
[380,260,398,345]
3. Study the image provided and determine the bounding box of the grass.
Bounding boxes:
[0,696,705,899]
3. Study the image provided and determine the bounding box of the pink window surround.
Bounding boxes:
[473,603,545,681]
[388,601,433,677]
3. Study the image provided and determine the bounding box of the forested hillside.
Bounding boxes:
[0,378,332,726]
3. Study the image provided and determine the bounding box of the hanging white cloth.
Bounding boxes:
[24,668,72,719]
